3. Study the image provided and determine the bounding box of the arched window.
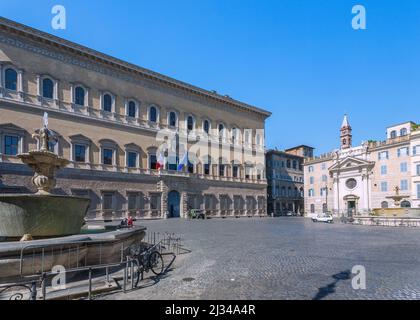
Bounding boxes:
[187,116,194,131]
[149,106,158,122]
[310,204,315,213]
[400,128,408,136]
[75,86,85,106]
[42,78,54,99]
[103,94,112,112]
[343,139,347,146]
[390,130,397,139]
[401,200,411,208]
[381,201,388,209]
[127,101,136,118]
[5,68,17,91]
[169,112,177,127]
[203,120,210,134]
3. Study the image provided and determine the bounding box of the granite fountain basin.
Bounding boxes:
[0,194,90,239]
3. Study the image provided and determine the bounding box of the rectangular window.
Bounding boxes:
[127,193,138,211]
[400,180,409,191]
[400,162,408,173]
[102,193,114,210]
[413,146,420,155]
[381,165,387,175]
[398,147,409,157]
[204,163,210,175]
[308,166,314,172]
[378,151,389,160]
[74,144,86,163]
[150,194,161,210]
[417,164,420,176]
[233,165,239,178]
[188,161,194,174]
[310,177,314,184]
[4,135,19,155]
[321,163,326,170]
[219,165,225,177]
[149,154,157,170]
[127,152,137,168]
[381,182,388,192]
[103,148,113,165]
[418,184,420,199]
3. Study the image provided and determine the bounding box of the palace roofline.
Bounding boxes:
[0,16,272,118]
[266,149,304,159]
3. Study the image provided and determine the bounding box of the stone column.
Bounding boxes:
[17,70,24,100]
[361,170,369,213]
[36,74,41,103]
[54,80,59,107]
[333,173,339,216]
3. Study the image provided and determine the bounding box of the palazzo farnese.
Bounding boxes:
[304,115,420,216]
[0,17,271,221]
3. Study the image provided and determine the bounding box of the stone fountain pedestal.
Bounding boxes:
[0,194,89,239]
[0,116,90,239]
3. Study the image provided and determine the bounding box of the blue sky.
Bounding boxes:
[1,0,419,154]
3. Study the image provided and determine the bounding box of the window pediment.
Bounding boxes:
[124,143,141,152]
[98,138,117,148]
[69,134,91,144]
[0,123,25,134]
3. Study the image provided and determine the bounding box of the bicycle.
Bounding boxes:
[129,244,165,287]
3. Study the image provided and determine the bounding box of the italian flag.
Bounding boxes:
[156,153,165,171]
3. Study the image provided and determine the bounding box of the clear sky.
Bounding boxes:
[1,0,419,154]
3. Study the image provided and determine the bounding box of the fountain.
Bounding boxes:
[0,113,146,284]
[372,186,419,218]
[0,113,90,239]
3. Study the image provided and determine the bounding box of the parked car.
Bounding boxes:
[286,211,294,216]
[312,214,334,223]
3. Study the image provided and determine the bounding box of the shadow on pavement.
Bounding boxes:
[313,270,351,300]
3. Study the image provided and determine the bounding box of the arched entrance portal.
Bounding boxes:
[168,190,181,218]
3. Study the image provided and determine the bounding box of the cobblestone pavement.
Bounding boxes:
[101,218,420,300]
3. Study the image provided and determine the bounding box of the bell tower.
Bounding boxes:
[340,114,352,149]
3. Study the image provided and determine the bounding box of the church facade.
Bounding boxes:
[304,116,420,216]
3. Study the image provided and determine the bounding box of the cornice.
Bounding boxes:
[0,17,271,119]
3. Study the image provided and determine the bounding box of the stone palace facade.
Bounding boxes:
[0,18,270,221]
[266,146,314,216]
[304,115,420,216]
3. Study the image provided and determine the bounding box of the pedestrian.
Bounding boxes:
[127,215,133,228]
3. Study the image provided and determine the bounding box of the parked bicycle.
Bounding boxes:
[129,244,164,287]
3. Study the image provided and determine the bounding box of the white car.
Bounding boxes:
[312,214,334,223]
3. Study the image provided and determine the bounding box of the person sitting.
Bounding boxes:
[120,218,128,228]
[127,216,134,228]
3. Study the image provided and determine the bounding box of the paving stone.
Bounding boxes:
[101,218,420,300]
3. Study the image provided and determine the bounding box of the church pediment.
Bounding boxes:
[329,157,374,172]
